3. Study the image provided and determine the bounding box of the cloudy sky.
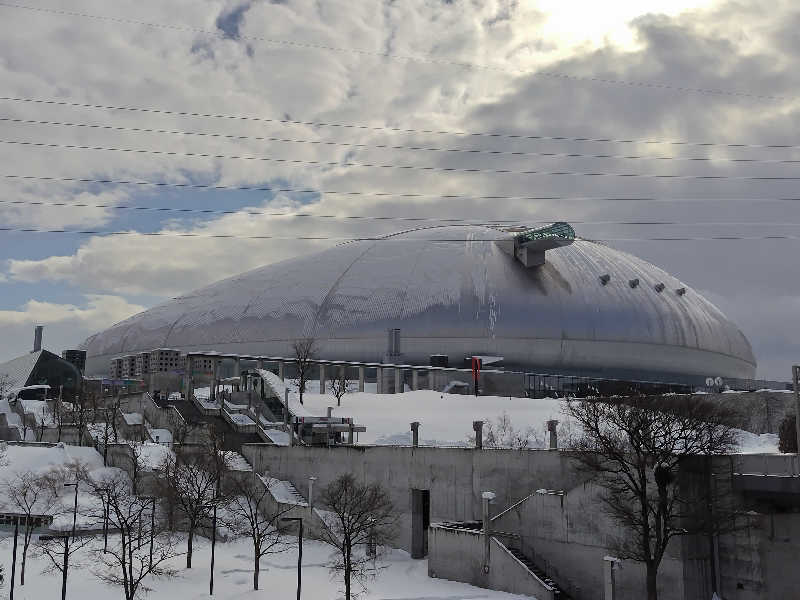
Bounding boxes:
[0,0,797,380]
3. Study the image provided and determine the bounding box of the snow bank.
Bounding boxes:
[297,389,566,446]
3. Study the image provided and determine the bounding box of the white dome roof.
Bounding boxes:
[83,225,756,381]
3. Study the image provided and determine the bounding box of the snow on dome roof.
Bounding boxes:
[81,224,755,382]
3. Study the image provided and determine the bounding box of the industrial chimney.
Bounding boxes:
[33,325,43,353]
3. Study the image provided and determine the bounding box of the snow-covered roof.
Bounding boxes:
[0,350,43,395]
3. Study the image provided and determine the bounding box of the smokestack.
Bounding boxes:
[33,325,44,353]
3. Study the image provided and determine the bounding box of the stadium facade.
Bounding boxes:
[81,224,756,383]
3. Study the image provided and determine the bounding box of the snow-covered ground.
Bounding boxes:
[297,389,568,447]
[0,533,530,600]
[290,388,781,453]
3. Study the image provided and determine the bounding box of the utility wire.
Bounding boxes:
[2,96,797,151]
[5,117,800,167]
[5,139,800,181]
[0,226,798,242]
[3,198,796,227]
[6,174,800,203]
[0,1,789,102]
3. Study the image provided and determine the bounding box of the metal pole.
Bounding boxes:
[61,534,69,600]
[209,503,217,595]
[149,498,155,570]
[297,520,303,600]
[67,483,79,539]
[10,517,18,600]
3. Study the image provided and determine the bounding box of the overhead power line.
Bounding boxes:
[2,96,798,151]
[5,139,800,181]
[3,198,796,227]
[5,116,800,167]
[0,226,798,242]
[6,174,800,203]
[0,1,788,102]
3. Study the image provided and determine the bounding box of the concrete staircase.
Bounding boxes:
[507,546,569,599]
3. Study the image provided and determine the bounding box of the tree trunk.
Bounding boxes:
[20,543,28,585]
[254,557,259,590]
[646,561,658,600]
[187,528,194,568]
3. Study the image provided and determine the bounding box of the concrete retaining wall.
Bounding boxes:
[240,444,583,551]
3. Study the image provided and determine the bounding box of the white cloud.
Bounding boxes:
[0,294,145,362]
[1,0,798,379]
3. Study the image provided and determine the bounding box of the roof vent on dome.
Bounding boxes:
[497,222,576,268]
[629,278,640,289]
[676,287,687,296]
[654,283,665,293]
[599,274,611,285]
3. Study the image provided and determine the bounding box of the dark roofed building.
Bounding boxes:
[0,349,82,402]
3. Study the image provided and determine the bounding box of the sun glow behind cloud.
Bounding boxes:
[529,0,718,57]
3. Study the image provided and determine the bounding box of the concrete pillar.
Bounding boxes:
[547,420,559,450]
[412,369,419,391]
[278,361,285,381]
[395,368,403,394]
[210,358,219,402]
[348,423,354,445]
[411,421,420,447]
[338,365,346,388]
[604,556,621,600]
[358,366,365,392]
[233,357,241,378]
[376,367,383,394]
[256,357,264,371]
[184,355,194,400]
[482,491,495,572]
[319,364,326,395]
[308,476,317,509]
[473,420,484,449]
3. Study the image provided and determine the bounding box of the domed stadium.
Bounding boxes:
[82,224,756,382]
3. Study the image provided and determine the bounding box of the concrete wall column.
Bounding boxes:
[358,366,365,392]
[256,357,264,371]
[184,355,193,400]
[319,363,326,395]
[411,421,420,447]
[395,368,403,394]
[376,367,383,394]
[278,361,285,381]
[233,357,241,378]
[210,358,219,402]
[473,420,484,449]
[412,369,419,391]
[604,556,621,600]
[547,420,559,450]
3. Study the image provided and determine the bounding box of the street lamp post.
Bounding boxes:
[62,482,78,600]
[281,517,303,600]
[9,516,19,600]
[209,500,218,596]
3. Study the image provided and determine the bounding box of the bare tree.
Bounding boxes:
[88,471,179,600]
[3,471,55,585]
[33,535,94,578]
[222,476,290,590]
[318,473,397,600]
[329,374,355,407]
[292,337,318,405]
[564,397,740,600]
[0,373,11,401]
[160,444,229,569]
